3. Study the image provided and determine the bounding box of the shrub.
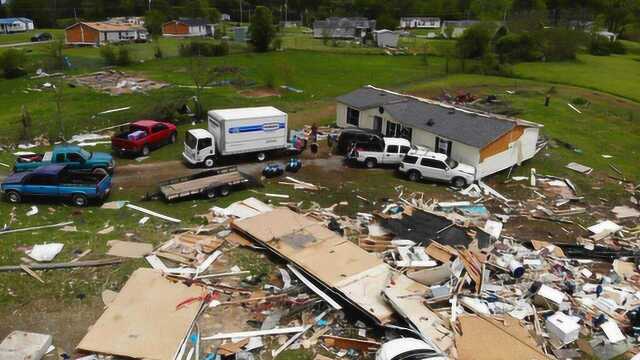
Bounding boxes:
[116,47,132,66]
[589,35,612,55]
[456,22,496,59]
[154,46,163,59]
[249,6,276,52]
[538,28,584,61]
[0,48,27,78]
[178,41,229,57]
[495,33,541,63]
[610,40,627,54]
[100,45,117,65]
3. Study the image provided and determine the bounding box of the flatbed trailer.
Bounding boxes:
[158,166,249,201]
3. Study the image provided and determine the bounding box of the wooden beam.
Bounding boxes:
[0,258,125,272]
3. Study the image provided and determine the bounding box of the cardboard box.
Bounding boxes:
[546,312,580,345]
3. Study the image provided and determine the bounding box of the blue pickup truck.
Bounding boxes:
[1,164,112,207]
[14,145,114,174]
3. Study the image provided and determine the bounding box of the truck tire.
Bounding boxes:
[72,194,88,207]
[169,132,177,144]
[365,158,377,169]
[92,167,108,177]
[5,190,21,204]
[203,157,215,168]
[206,188,216,199]
[218,186,231,197]
[452,177,467,188]
[256,152,267,162]
[141,145,150,156]
[408,170,421,182]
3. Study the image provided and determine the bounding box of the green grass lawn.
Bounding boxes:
[0,29,64,44]
[513,52,640,102]
[280,32,383,54]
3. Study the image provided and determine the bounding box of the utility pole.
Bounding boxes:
[148,0,152,11]
[284,0,288,24]
[239,0,243,24]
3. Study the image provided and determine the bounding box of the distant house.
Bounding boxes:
[373,29,399,48]
[441,20,480,38]
[163,18,214,37]
[400,17,441,29]
[221,13,231,21]
[106,16,145,26]
[336,86,543,178]
[0,17,34,33]
[313,17,376,39]
[65,22,148,46]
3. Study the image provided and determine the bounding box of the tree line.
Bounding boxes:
[0,0,637,37]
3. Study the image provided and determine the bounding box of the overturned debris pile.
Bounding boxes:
[71,70,169,95]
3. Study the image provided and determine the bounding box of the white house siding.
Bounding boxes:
[411,129,481,166]
[375,32,399,48]
[476,127,539,177]
[189,25,207,36]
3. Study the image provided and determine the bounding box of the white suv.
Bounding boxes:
[398,149,476,188]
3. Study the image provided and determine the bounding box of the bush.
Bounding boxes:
[100,45,117,65]
[456,22,496,59]
[495,33,541,63]
[117,47,132,66]
[100,45,134,66]
[538,28,584,61]
[610,40,627,54]
[178,41,229,57]
[249,6,276,52]
[0,48,27,78]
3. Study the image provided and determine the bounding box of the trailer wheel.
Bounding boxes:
[5,190,21,204]
[206,188,216,199]
[72,194,88,207]
[256,152,267,162]
[218,186,231,197]
[203,157,215,168]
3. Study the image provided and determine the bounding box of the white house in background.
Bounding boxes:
[335,86,543,178]
[400,17,441,29]
[597,31,617,41]
[0,17,34,33]
[313,17,376,39]
[373,29,399,48]
[106,16,145,26]
[221,13,231,21]
[441,20,480,38]
[162,18,214,37]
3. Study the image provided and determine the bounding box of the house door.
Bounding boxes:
[373,116,382,133]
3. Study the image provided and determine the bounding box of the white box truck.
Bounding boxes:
[183,106,293,168]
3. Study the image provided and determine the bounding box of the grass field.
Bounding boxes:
[513,52,640,102]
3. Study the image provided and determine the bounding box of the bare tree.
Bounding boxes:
[187,56,217,120]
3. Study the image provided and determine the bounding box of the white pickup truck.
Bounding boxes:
[347,137,411,168]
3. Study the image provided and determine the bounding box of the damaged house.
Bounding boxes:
[313,17,376,39]
[336,86,543,178]
[162,18,215,37]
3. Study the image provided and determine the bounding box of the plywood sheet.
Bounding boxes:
[232,208,317,242]
[77,268,202,360]
[383,273,454,352]
[106,240,153,258]
[456,315,548,360]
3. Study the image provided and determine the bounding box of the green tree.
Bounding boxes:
[145,9,166,38]
[471,0,513,20]
[376,13,399,29]
[249,6,276,52]
[456,22,496,59]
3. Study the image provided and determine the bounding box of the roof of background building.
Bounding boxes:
[67,22,145,31]
[337,86,541,148]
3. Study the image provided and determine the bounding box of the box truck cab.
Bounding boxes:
[183,106,290,168]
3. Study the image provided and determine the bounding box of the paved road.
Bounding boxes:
[0,40,53,48]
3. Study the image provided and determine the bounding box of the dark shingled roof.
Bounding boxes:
[337,86,527,149]
[175,18,210,26]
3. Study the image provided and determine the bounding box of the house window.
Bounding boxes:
[346,107,360,127]
[386,122,397,137]
[399,126,412,141]
[435,137,452,157]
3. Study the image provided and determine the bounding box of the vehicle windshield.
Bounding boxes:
[185,132,198,149]
[79,148,91,160]
[446,158,458,169]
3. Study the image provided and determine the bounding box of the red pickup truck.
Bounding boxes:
[111,120,177,157]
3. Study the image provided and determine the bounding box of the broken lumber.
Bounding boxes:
[126,204,181,223]
[321,335,381,352]
[0,221,74,236]
[0,258,125,272]
[202,327,306,341]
